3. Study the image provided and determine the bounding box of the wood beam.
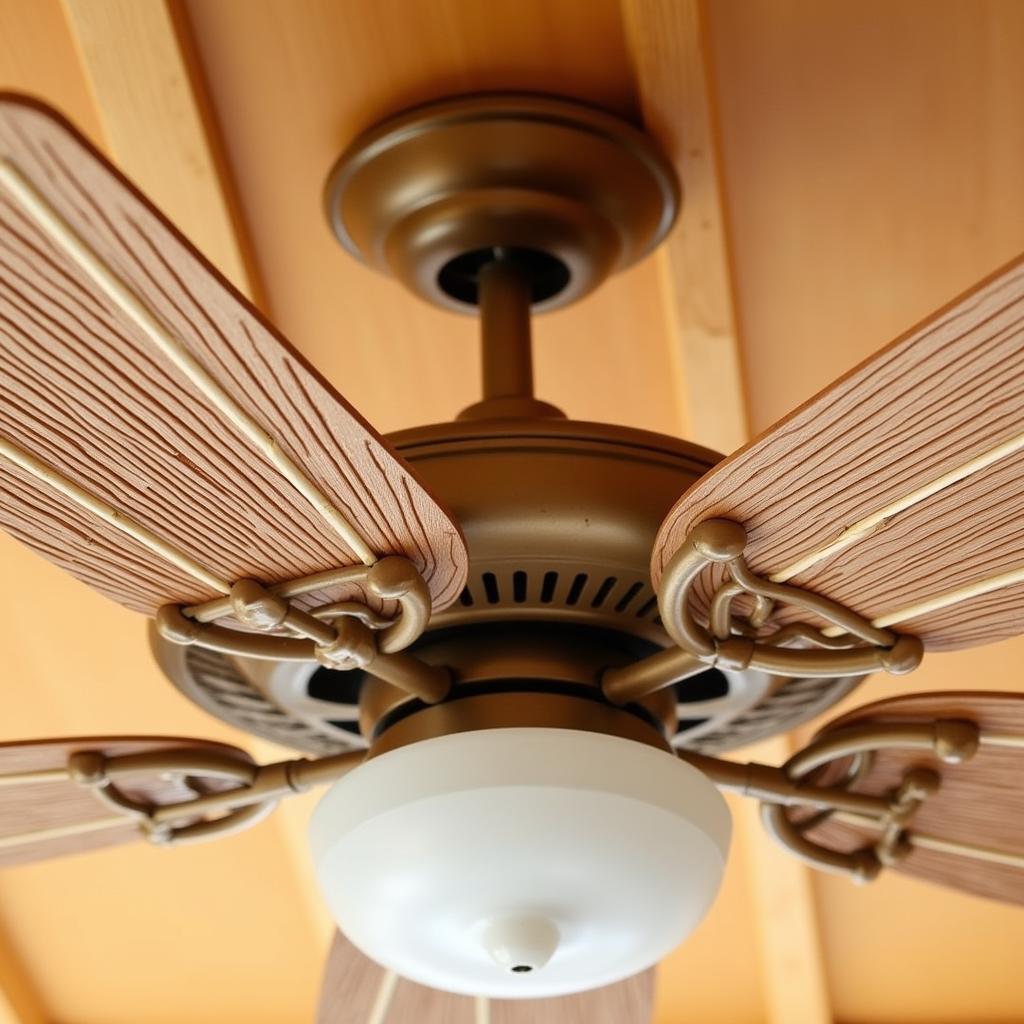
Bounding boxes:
[622,3,830,1021]
[0,921,46,1024]
[58,0,330,951]
[736,737,832,1024]
[622,0,748,454]
[60,0,259,297]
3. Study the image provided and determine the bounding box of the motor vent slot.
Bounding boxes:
[590,577,617,608]
[450,565,665,640]
[614,581,645,613]
[566,573,588,606]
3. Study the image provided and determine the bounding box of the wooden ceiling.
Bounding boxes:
[1,1,1023,1022]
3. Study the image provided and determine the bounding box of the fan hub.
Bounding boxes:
[154,416,864,753]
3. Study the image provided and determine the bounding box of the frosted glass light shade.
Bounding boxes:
[309,727,730,998]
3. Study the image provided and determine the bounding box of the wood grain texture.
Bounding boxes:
[388,980,474,1024]
[652,255,1024,651]
[317,933,654,1023]
[802,692,1024,905]
[622,0,748,455]
[318,935,473,1024]
[734,737,830,1024]
[0,95,467,617]
[316,934,390,1022]
[622,11,832,1023]
[0,735,251,867]
[183,0,686,441]
[490,970,654,1023]
[61,0,258,298]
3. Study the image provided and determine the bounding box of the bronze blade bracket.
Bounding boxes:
[681,717,984,883]
[657,520,924,681]
[0,745,368,853]
[154,556,451,704]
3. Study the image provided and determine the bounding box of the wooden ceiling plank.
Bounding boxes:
[622,5,829,1021]
[621,0,748,455]
[60,0,260,298]
[56,0,336,954]
[737,737,832,1024]
[0,922,45,1024]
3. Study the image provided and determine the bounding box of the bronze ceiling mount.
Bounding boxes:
[323,93,680,315]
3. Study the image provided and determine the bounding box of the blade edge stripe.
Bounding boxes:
[0,434,232,592]
[770,426,1024,583]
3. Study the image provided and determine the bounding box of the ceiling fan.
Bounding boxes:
[0,87,1022,1023]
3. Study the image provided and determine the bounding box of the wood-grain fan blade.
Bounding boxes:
[0,736,253,868]
[490,969,655,1023]
[317,935,473,1024]
[653,255,1024,651]
[796,692,1024,904]
[317,933,656,1023]
[0,94,467,618]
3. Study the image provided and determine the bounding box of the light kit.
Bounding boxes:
[0,89,1022,1020]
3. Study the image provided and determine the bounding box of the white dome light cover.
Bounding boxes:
[309,727,731,998]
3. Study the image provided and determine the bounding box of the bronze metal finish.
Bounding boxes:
[324,94,679,313]
[154,557,451,703]
[366,691,673,759]
[356,621,678,741]
[759,718,978,881]
[678,751,891,818]
[27,745,369,849]
[458,256,565,421]
[156,418,870,755]
[657,519,925,679]
[602,645,708,704]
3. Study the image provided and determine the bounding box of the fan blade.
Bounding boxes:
[796,691,1024,904]
[490,970,655,1023]
[0,736,253,867]
[317,934,471,1023]
[0,94,467,618]
[318,933,656,1023]
[652,255,1024,651]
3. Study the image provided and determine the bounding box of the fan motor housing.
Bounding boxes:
[155,416,864,754]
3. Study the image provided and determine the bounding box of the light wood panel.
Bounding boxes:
[0,919,44,1024]
[183,0,684,439]
[805,691,1024,904]
[706,6,1024,1020]
[736,737,830,1024]
[706,0,1024,436]
[0,96,467,616]
[653,256,1024,652]
[622,7,827,1020]
[622,0,748,454]
[61,0,258,297]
